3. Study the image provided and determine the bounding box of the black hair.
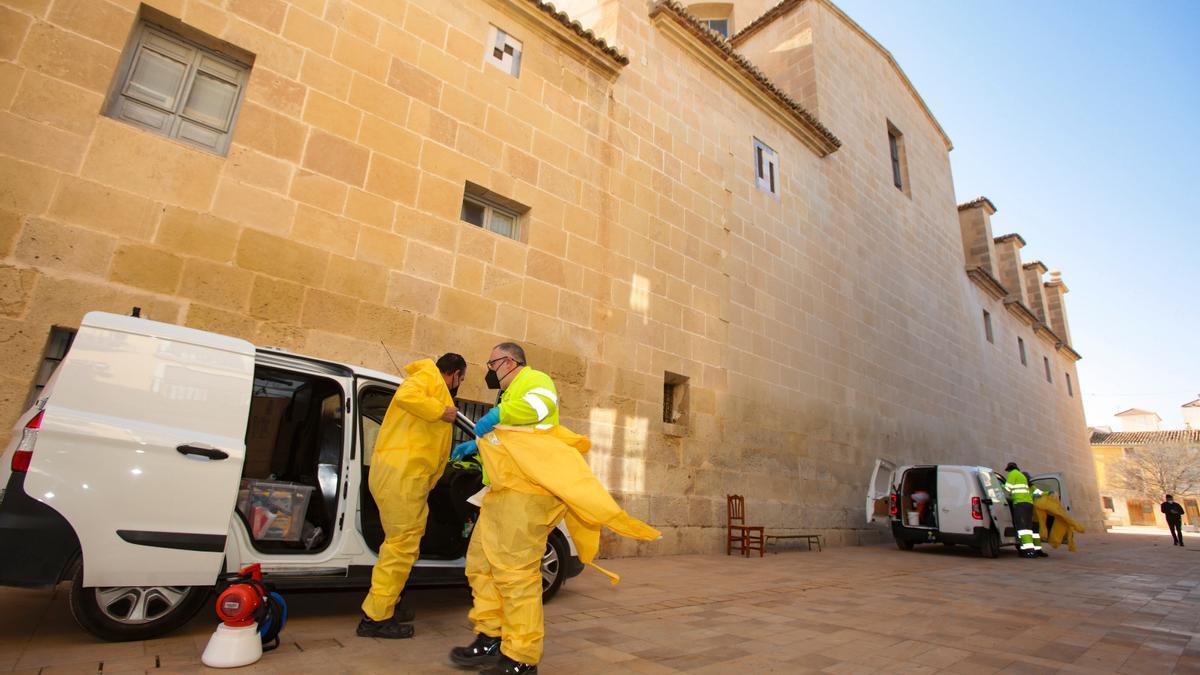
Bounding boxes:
[493,342,526,365]
[1166,494,1174,500]
[1005,462,1019,472]
[436,352,467,374]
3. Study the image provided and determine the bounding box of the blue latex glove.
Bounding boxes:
[473,408,500,438]
[451,440,477,462]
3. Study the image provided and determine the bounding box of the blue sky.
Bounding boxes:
[833,0,1200,429]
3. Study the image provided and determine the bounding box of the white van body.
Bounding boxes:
[0,312,581,640]
[866,460,1071,556]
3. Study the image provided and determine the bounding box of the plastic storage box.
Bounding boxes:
[237,479,313,541]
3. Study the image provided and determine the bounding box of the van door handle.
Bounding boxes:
[176,444,229,461]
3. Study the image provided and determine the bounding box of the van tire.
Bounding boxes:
[541,531,569,601]
[979,528,1000,559]
[895,537,914,551]
[68,566,211,641]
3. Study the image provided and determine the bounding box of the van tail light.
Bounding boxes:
[971,496,983,520]
[11,411,44,473]
[888,493,898,516]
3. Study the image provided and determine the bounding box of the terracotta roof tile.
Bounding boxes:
[526,0,628,65]
[957,196,997,213]
[1090,429,1200,445]
[649,1,841,152]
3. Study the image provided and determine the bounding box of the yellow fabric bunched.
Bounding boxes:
[1033,494,1085,552]
[479,424,661,584]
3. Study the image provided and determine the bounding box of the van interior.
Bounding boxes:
[356,387,485,560]
[899,467,938,529]
[239,366,344,553]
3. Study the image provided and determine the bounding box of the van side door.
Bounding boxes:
[25,312,254,587]
[1031,472,1070,511]
[866,459,897,524]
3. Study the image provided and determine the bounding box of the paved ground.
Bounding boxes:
[1,531,1197,674]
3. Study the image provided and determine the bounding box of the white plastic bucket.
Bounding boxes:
[906,512,920,527]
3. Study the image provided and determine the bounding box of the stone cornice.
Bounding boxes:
[1057,342,1082,362]
[958,196,997,214]
[966,266,1007,301]
[482,0,628,78]
[1003,297,1037,326]
[730,0,952,151]
[649,1,841,157]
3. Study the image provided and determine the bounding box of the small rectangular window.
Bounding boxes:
[1102,497,1114,511]
[752,138,778,197]
[701,18,729,38]
[1018,337,1027,365]
[663,371,689,427]
[982,310,993,344]
[105,20,251,155]
[886,121,909,194]
[485,25,522,77]
[25,327,76,410]
[1043,356,1052,383]
[1066,372,1073,397]
[461,181,528,242]
[1123,447,1136,458]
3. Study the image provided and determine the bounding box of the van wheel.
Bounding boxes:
[68,566,210,641]
[541,531,568,601]
[895,537,914,551]
[979,528,1000,559]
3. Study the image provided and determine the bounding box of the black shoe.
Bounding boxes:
[1035,550,1049,558]
[357,616,414,639]
[482,655,537,675]
[450,634,502,668]
[1020,550,1037,559]
[393,606,415,622]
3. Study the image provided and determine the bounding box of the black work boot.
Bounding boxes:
[450,633,502,668]
[1035,550,1049,558]
[481,655,537,675]
[1020,550,1037,559]
[357,615,415,639]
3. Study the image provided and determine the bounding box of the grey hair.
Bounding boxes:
[493,342,526,365]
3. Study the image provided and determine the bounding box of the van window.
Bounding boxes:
[240,366,345,553]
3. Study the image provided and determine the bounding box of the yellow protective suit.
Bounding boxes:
[1033,493,1085,552]
[466,424,659,665]
[360,359,454,621]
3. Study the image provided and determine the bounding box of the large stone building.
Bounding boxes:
[0,0,1102,552]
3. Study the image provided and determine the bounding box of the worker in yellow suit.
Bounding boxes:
[357,353,466,639]
[448,343,659,675]
[1033,492,1085,552]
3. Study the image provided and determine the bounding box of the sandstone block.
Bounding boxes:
[15,217,115,277]
[11,72,104,136]
[18,21,119,93]
[236,228,328,287]
[45,176,155,240]
[184,303,256,341]
[303,90,361,140]
[245,68,307,119]
[386,271,438,316]
[0,111,85,173]
[356,225,407,268]
[249,274,304,323]
[178,258,253,310]
[325,254,387,304]
[212,178,297,234]
[0,264,39,318]
[301,287,359,332]
[155,206,240,263]
[299,52,351,98]
[109,244,184,294]
[232,103,305,163]
[403,240,453,285]
[303,129,369,186]
[344,188,395,230]
[290,170,349,214]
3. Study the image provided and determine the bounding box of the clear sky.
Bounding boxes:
[833,0,1200,430]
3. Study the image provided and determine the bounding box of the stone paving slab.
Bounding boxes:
[1,532,1197,673]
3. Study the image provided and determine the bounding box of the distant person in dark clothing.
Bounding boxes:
[1161,495,1185,546]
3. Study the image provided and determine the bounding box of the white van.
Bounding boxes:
[866,460,1071,557]
[0,312,582,641]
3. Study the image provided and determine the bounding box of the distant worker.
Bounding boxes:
[1004,462,1043,559]
[1162,495,1185,547]
[358,353,467,639]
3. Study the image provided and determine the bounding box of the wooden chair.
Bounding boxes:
[726,494,764,557]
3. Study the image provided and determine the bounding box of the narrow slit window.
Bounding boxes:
[886,120,909,195]
[752,138,778,197]
[1018,337,1027,365]
[982,310,993,344]
[1066,372,1073,397]
[1043,357,1052,383]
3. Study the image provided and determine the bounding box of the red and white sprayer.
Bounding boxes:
[201,564,287,668]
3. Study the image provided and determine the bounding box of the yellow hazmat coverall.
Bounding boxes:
[1033,493,1085,552]
[360,359,454,622]
[467,424,660,665]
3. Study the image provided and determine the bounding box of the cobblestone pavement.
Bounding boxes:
[1,531,1197,674]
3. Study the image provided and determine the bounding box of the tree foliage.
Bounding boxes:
[1112,442,1200,500]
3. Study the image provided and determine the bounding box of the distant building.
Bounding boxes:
[1091,401,1200,528]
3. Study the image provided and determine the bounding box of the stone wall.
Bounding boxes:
[0,0,1101,554]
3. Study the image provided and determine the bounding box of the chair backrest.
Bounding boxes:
[727,494,746,526]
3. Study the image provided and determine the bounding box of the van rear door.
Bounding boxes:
[1031,472,1070,511]
[24,312,254,587]
[866,459,896,524]
[936,467,975,535]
